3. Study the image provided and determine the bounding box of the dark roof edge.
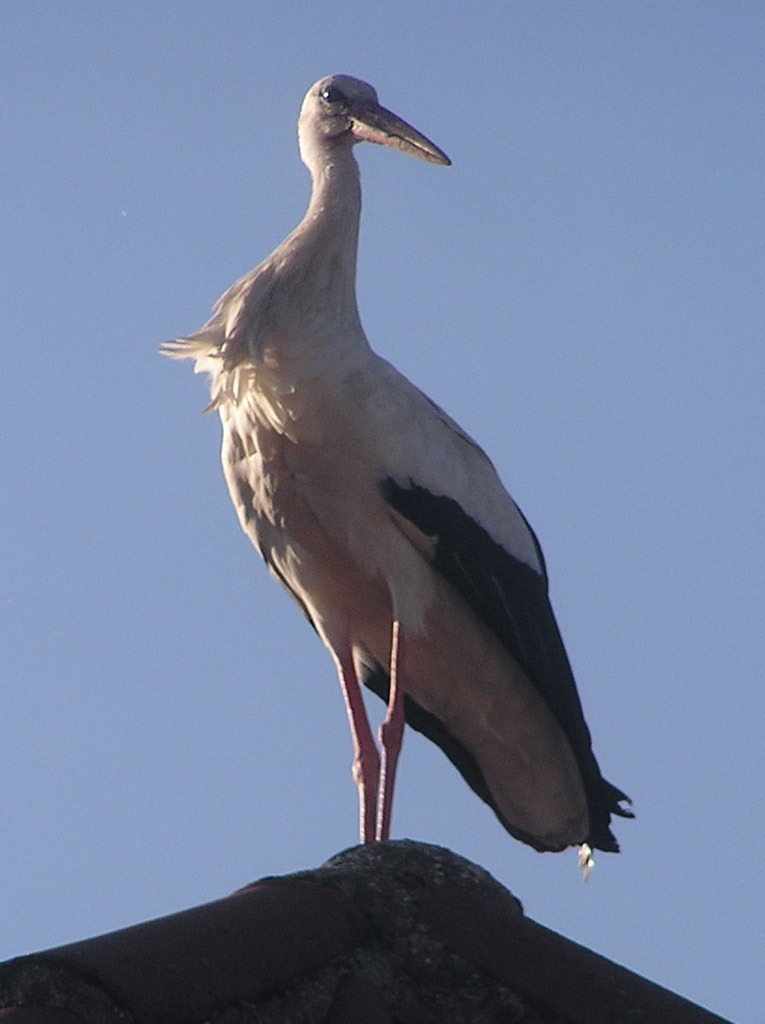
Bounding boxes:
[0,841,735,1024]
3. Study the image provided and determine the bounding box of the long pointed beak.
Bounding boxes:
[350,104,451,166]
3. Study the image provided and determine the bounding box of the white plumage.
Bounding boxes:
[164,74,632,860]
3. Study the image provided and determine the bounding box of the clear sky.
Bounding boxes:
[2,5,762,1022]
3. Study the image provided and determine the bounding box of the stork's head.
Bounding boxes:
[298,74,450,171]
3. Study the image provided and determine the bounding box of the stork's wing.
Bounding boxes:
[379,475,632,852]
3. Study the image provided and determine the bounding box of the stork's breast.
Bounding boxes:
[222,412,399,644]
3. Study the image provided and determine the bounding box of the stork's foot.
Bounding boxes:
[376,620,405,841]
[336,647,381,844]
[335,621,406,844]
[352,744,381,844]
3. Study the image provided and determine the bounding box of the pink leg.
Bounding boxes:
[376,620,406,841]
[335,647,380,844]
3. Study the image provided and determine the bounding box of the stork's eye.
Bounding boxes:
[321,85,346,106]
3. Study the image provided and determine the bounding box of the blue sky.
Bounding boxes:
[2,5,762,1021]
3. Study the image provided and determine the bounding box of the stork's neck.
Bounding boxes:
[307,146,362,224]
[297,146,363,325]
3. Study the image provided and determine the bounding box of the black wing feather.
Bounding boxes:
[380,478,632,852]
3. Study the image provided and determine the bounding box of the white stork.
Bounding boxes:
[163,74,632,864]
